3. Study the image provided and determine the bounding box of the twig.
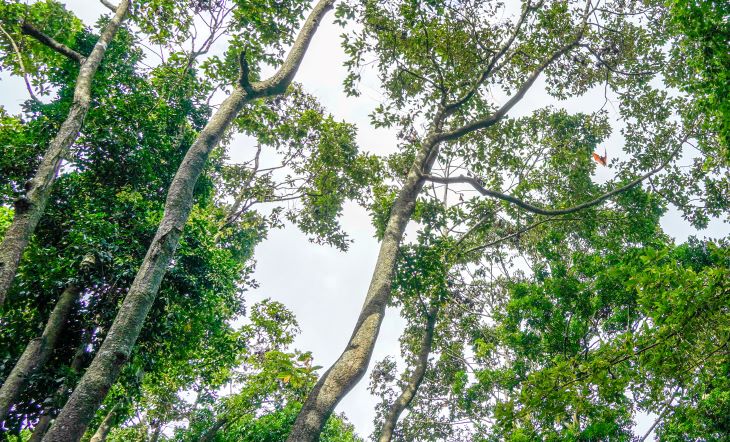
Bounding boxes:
[0,23,39,102]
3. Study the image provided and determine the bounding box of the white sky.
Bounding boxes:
[1,0,727,439]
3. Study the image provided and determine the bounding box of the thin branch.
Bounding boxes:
[443,0,533,114]
[377,303,439,442]
[0,23,39,102]
[221,144,263,229]
[436,38,580,143]
[21,22,85,64]
[237,48,254,94]
[437,1,593,143]
[463,215,559,254]
[579,43,657,77]
[639,386,680,442]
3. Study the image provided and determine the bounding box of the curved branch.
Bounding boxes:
[247,0,335,97]
[421,130,689,216]
[21,22,85,64]
[378,303,439,442]
[437,1,593,143]
[443,0,533,114]
[462,215,559,254]
[100,0,119,12]
[237,48,253,94]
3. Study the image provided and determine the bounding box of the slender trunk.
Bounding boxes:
[0,284,81,423]
[42,3,333,440]
[2,330,89,437]
[287,135,441,441]
[29,414,53,442]
[378,304,439,442]
[88,403,119,442]
[148,424,161,442]
[287,8,581,440]
[28,337,88,442]
[0,1,130,306]
[198,416,227,442]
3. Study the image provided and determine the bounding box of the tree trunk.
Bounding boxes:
[41,2,333,440]
[88,403,119,442]
[0,1,130,306]
[0,283,80,423]
[148,424,161,442]
[28,337,88,442]
[287,135,441,441]
[29,414,53,442]
[198,416,227,442]
[378,304,439,442]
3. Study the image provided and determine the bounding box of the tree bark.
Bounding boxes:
[41,2,333,441]
[198,416,227,442]
[29,414,53,442]
[378,304,439,442]
[28,338,88,442]
[148,424,161,442]
[0,0,131,306]
[88,403,119,442]
[0,283,81,423]
[287,134,441,441]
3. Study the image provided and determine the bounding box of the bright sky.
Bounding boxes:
[1,0,727,439]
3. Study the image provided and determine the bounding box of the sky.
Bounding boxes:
[1,0,727,439]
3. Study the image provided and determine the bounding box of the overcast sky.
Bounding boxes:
[1,0,727,439]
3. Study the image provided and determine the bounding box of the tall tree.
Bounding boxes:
[289,0,726,438]
[41,1,337,439]
[1,22,216,432]
[0,0,130,305]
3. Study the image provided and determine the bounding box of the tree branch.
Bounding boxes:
[21,22,85,64]
[436,38,580,143]
[245,0,335,97]
[100,0,119,12]
[237,48,254,94]
[443,0,533,114]
[639,386,680,442]
[437,0,594,143]
[421,132,688,216]
[462,215,559,254]
[0,23,39,102]
[377,303,439,442]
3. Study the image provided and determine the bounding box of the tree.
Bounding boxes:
[288,0,727,439]
[384,237,729,441]
[0,0,130,305]
[1,18,219,431]
[39,0,361,439]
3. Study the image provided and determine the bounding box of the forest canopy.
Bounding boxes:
[0,0,727,441]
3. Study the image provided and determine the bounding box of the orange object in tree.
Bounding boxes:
[592,148,608,166]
